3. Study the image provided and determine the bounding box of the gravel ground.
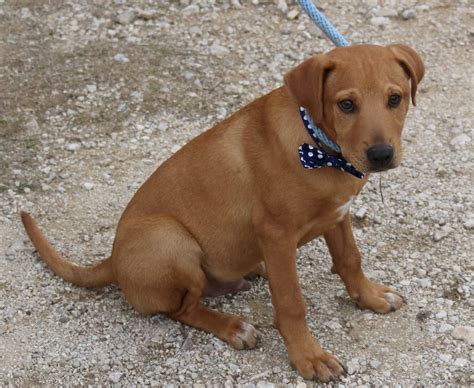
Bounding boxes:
[1,0,473,386]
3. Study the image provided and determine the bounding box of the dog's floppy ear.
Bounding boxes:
[284,55,335,123]
[388,44,425,106]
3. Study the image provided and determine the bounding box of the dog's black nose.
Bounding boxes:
[367,144,394,169]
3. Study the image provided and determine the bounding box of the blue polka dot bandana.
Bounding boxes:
[298,107,364,179]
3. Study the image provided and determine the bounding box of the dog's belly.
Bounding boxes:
[199,228,263,282]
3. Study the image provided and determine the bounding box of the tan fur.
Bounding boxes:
[21,44,424,382]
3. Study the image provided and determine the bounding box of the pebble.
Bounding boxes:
[433,225,452,242]
[86,84,97,93]
[83,182,94,190]
[453,358,468,367]
[400,9,416,20]
[369,359,381,369]
[370,16,389,27]
[355,206,367,220]
[116,10,136,25]
[463,219,474,229]
[182,4,199,15]
[452,325,474,345]
[439,323,454,333]
[287,9,298,20]
[66,143,81,152]
[5,238,26,259]
[439,354,452,363]
[347,360,359,375]
[109,372,123,383]
[210,44,230,57]
[114,53,130,63]
[450,133,470,146]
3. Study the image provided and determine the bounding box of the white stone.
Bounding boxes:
[182,4,199,15]
[114,53,129,63]
[435,311,447,319]
[370,16,390,27]
[287,9,299,20]
[450,134,470,146]
[210,44,230,57]
[400,9,416,20]
[454,358,468,367]
[109,372,123,383]
[463,219,474,229]
[86,84,97,93]
[439,354,452,362]
[83,182,94,191]
[355,206,367,220]
[439,323,454,333]
[66,143,81,151]
[369,359,381,369]
[116,10,135,25]
[452,325,474,345]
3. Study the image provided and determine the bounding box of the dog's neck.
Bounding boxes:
[300,107,341,154]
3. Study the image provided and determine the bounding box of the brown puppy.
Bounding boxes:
[21,44,424,382]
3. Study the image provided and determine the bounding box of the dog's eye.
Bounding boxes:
[388,94,401,108]
[337,99,355,113]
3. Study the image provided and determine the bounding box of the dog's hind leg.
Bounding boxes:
[113,214,260,349]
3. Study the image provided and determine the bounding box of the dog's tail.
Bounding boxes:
[20,211,115,288]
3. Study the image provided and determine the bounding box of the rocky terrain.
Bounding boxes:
[0,0,472,386]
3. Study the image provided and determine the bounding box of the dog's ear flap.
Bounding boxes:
[284,55,334,123]
[388,44,425,106]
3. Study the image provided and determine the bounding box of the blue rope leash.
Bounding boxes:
[298,0,349,47]
[297,0,350,154]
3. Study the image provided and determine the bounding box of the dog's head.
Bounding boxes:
[284,44,424,173]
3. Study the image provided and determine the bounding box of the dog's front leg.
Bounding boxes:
[260,229,345,382]
[324,214,404,313]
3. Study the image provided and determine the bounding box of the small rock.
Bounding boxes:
[355,206,367,220]
[117,102,127,112]
[25,118,39,132]
[463,219,474,229]
[171,145,180,153]
[73,360,81,368]
[450,133,470,146]
[114,53,129,63]
[158,122,168,132]
[435,311,447,319]
[439,354,452,363]
[210,44,230,57]
[165,357,178,366]
[83,182,94,191]
[416,278,431,288]
[369,359,381,369]
[66,143,81,152]
[116,10,136,25]
[86,84,97,93]
[433,225,452,242]
[182,4,199,15]
[453,358,468,367]
[374,8,398,17]
[6,238,26,259]
[109,372,123,383]
[439,323,454,333]
[347,359,359,375]
[452,325,474,345]
[256,382,274,388]
[325,319,342,330]
[400,9,416,20]
[287,9,299,20]
[370,16,390,27]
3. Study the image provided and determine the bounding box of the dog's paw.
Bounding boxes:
[289,340,345,382]
[352,279,405,314]
[224,319,261,350]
